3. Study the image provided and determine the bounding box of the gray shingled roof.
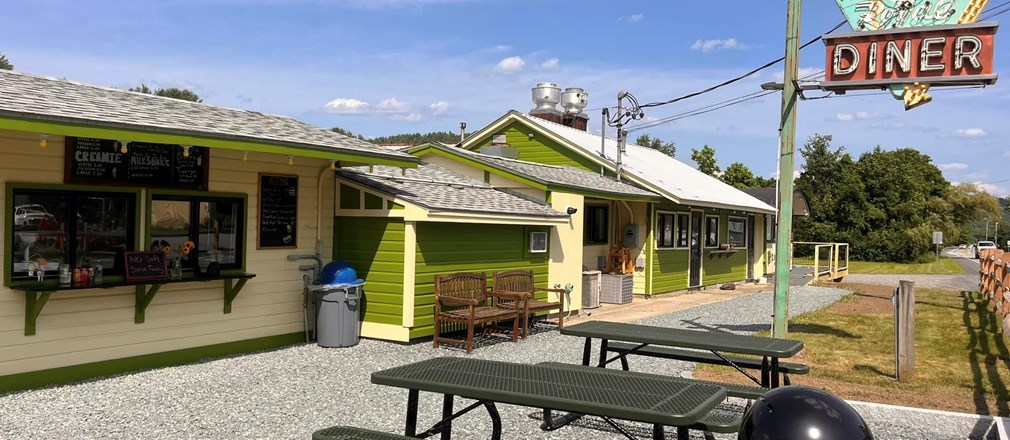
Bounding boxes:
[0,70,415,161]
[335,163,569,218]
[441,145,658,198]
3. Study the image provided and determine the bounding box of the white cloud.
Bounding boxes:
[955,128,988,137]
[323,97,370,113]
[690,38,749,53]
[619,14,644,22]
[770,170,802,180]
[938,162,969,171]
[770,66,823,82]
[494,56,525,74]
[973,182,1010,197]
[494,45,511,52]
[391,113,423,122]
[1003,151,1010,157]
[429,101,449,115]
[540,58,559,70]
[376,97,410,112]
[833,111,889,122]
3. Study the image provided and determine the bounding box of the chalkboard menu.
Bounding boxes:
[258,174,298,248]
[65,137,209,190]
[123,251,169,282]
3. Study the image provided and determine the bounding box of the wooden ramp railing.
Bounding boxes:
[978,249,1010,333]
[793,242,850,282]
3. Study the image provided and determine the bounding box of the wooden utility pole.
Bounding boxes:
[773,0,803,338]
[896,280,916,382]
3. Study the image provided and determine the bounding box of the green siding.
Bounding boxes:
[333,217,405,326]
[471,122,602,173]
[409,222,549,339]
[339,183,361,209]
[703,251,747,285]
[651,250,690,293]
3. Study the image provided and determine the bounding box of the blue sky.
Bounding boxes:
[4,0,1008,195]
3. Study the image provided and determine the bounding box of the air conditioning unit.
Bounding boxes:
[600,274,633,305]
[582,270,601,309]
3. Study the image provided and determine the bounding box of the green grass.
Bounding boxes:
[698,286,1010,415]
[793,257,964,274]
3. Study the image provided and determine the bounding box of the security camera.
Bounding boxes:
[566,206,578,215]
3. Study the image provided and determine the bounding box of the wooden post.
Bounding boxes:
[896,280,915,383]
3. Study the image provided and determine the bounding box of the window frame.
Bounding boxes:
[657,211,687,250]
[528,231,548,253]
[676,213,690,248]
[584,204,610,245]
[704,215,720,248]
[148,189,248,274]
[727,216,747,249]
[766,214,777,242]
[5,183,141,286]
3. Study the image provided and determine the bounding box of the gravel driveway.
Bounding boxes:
[0,286,1000,439]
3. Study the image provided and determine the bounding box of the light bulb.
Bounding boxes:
[368,165,374,173]
[119,141,129,154]
[182,146,191,158]
[287,155,294,166]
[330,161,336,170]
[242,151,249,161]
[39,135,48,149]
[401,168,407,176]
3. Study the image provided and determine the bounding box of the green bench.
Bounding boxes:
[312,426,412,440]
[606,341,809,385]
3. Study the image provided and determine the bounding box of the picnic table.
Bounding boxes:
[560,321,805,389]
[371,356,727,440]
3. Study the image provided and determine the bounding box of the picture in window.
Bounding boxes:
[705,217,719,247]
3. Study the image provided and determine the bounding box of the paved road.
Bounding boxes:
[840,248,979,292]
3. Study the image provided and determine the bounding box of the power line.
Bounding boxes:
[637,21,846,110]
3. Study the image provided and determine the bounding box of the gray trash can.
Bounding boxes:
[311,285,362,348]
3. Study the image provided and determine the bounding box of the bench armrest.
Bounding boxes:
[534,287,567,294]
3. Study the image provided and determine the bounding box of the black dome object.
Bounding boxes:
[738,386,874,440]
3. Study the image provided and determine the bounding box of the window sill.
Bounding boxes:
[10,273,256,336]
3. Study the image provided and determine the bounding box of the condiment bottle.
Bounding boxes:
[94,265,103,285]
[59,264,72,284]
[72,268,82,283]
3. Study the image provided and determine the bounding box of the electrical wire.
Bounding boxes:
[980,1,1010,20]
[637,21,846,109]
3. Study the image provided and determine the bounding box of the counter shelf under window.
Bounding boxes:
[10,188,136,282]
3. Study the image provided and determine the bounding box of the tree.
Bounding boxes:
[370,131,463,145]
[0,52,13,70]
[720,162,758,188]
[331,127,366,140]
[690,145,720,176]
[128,83,202,102]
[634,133,676,157]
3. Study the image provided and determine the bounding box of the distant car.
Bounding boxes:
[976,241,997,259]
[13,204,55,227]
[958,244,967,249]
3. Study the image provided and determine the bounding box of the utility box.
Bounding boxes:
[582,270,601,309]
[623,224,639,247]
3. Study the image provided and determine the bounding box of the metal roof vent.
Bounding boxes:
[560,88,588,116]
[530,82,561,115]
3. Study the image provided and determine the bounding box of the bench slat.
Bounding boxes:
[312,426,412,440]
[607,342,809,375]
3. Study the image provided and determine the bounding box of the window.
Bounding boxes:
[10,188,136,281]
[656,213,674,248]
[151,194,245,273]
[767,215,777,241]
[584,205,609,244]
[705,216,719,247]
[529,231,548,253]
[677,213,689,248]
[728,217,746,248]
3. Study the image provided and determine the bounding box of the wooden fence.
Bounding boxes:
[978,249,1010,332]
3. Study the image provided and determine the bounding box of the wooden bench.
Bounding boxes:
[433,272,523,353]
[312,426,412,440]
[492,269,566,339]
[606,341,808,385]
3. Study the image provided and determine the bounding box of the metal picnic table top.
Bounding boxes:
[371,356,727,429]
[561,320,804,358]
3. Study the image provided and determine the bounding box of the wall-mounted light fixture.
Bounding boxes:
[182,145,192,158]
[242,151,249,161]
[119,140,130,154]
[39,134,48,149]
[566,206,578,215]
[528,133,535,140]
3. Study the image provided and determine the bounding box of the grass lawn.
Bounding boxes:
[793,257,964,275]
[694,283,1010,416]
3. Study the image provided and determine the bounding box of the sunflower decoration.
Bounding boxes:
[181,240,195,256]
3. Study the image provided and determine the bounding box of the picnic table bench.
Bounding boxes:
[312,426,413,440]
[561,321,805,389]
[371,356,728,440]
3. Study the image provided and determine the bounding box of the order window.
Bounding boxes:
[10,188,136,280]
[151,195,245,273]
[728,218,746,247]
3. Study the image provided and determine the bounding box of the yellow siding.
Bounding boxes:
[0,129,336,376]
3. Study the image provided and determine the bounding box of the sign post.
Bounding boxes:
[933,231,943,261]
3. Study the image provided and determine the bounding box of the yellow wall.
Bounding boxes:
[418,153,547,202]
[548,192,584,312]
[0,129,335,376]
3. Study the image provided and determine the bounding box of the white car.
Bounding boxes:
[976,241,997,259]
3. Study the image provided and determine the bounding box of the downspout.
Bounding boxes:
[600,108,608,176]
[317,163,332,255]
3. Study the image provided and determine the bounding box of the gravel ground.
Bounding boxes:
[842,273,978,292]
[0,285,999,439]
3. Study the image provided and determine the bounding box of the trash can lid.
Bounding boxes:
[308,281,364,291]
